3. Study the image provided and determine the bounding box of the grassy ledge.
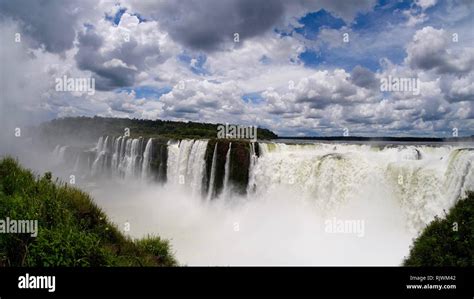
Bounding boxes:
[403,191,474,266]
[0,157,177,267]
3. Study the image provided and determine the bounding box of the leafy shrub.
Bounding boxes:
[403,191,473,266]
[0,157,177,267]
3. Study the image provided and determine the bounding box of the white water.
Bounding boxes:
[50,138,474,265]
[141,138,153,179]
[222,142,232,197]
[80,136,155,180]
[247,142,258,195]
[52,145,69,165]
[91,179,412,265]
[91,136,108,175]
[207,143,218,201]
[251,143,474,232]
[167,139,209,195]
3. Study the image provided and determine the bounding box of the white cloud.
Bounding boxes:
[0,1,472,137]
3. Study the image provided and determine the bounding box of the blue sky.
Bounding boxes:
[0,0,473,137]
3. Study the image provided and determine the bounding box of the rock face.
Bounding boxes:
[204,140,227,198]
[228,141,251,195]
[203,140,252,197]
[149,138,168,183]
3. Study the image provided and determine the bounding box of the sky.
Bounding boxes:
[0,0,473,137]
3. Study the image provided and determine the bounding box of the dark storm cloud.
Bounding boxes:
[0,0,89,53]
[351,65,378,90]
[135,0,285,51]
[75,28,161,91]
[130,0,377,52]
[75,30,135,90]
[409,52,474,75]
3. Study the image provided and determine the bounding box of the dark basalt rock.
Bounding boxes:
[254,142,260,157]
[229,141,251,195]
[149,138,168,183]
[204,139,253,198]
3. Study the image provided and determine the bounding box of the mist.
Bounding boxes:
[3,134,473,266]
[88,178,413,266]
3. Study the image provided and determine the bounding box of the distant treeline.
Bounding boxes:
[279,136,474,142]
[35,116,278,144]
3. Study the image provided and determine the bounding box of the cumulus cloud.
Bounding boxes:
[405,26,474,75]
[415,0,437,10]
[75,13,170,91]
[0,0,473,137]
[159,80,244,121]
[261,69,376,113]
[125,0,377,52]
[126,0,285,52]
[442,73,474,103]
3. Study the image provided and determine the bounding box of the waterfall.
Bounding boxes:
[207,143,218,200]
[86,136,149,178]
[222,142,232,197]
[166,139,209,194]
[96,136,104,152]
[170,140,195,184]
[443,148,474,203]
[111,136,122,170]
[54,135,474,231]
[52,145,60,156]
[73,155,80,172]
[246,142,257,195]
[142,138,153,179]
[52,145,69,164]
[249,142,474,231]
[125,138,142,178]
[91,136,109,175]
[188,140,209,195]
[47,136,474,266]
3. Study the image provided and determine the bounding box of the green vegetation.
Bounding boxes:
[35,116,277,146]
[0,157,177,266]
[403,191,473,266]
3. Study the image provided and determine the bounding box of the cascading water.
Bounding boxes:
[111,136,122,170]
[222,142,232,197]
[246,142,257,195]
[125,138,142,178]
[50,137,474,265]
[207,143,218,200]
[141,138,153,179]
[250,142,474,231]
[167,139,209,195]
[52,145,69,165]
[60,136,155,180]
[53,138,474,223]
[91,136,109,175]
